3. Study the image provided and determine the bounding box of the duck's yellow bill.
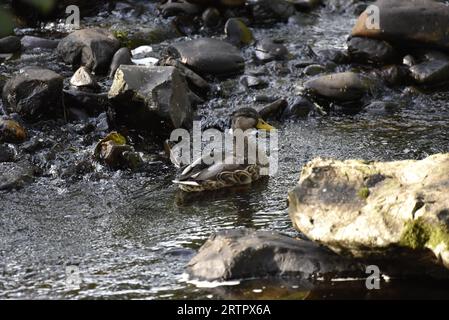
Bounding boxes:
[256,118,275,131]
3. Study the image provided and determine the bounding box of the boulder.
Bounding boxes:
[187,229,365,281]
[288,154,449,277]
[2,67,64,122]
[409,52,449,84]
[347,37,398,64]
[167,38,244,76]
[304,72,377,102]
[21,36,59,50]
[108,65,193,133]
[0,36,21,53]
[352,0,449,52]
[57,28,120,74]
[0,118,27,143]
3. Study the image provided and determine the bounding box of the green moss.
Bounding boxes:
[399,218,449,250]
[357,187,370,199]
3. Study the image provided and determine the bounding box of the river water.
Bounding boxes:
[1,1,449,299]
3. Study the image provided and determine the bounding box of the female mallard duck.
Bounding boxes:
[173,108,275,192]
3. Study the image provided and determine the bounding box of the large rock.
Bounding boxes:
[57,28,120,74]
[288,154,449,277]
[347,37,398,64]
[304,72,377,102]
[108,65,193,133]
[0,36,21,53]
[409,52,449,84]
[352,0,449,51]
[2,67,64,122]
[167,38,244,76]
[187,229,365,281]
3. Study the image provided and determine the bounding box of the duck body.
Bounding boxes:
[173,108,274,192]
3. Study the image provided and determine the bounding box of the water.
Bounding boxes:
[1,2,449,299]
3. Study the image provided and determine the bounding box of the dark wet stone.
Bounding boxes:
[0,118,27,143]
[304,72,377,102]
[282,96,314,118]
[159,0,201,18]
[259,98,288,120]
[318,48,348,64]
[0,161,35,191]
[168,38,244,76]
[109,47,133,78]
[409,52,449,84]
[0,36,21,54]
[239,75,266,89]
[2,67,64,122]
[348,37,398,64]
[403,55,416,67]
[63,90,108,117]
[250,0,296,24]
[0,144,15,163]
[286,0,321,11]
[187,0,246,6]
[378,65,410,86]
[303,64,326,76]
[162,57,210,91]
[202,7,221,28]
[70,66,100,90]
[352,0,449,51]
[57,28,120,74]
[225,18,253,46]
[108,65,193,133]
[20,36,59,50]
[255,39,289,62]
[187,229,365,281]
[363,100,399,115]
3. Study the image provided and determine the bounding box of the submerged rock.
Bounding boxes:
[304,72,377,102]
[2,67,64,122]
[286,0,321,11]
[0,36,21,54]
[167,38,244,76]
[0,118,27,143]
[0,161,35,191]
[255,39,289,62]
[352,0,449,51]
[108,65,193,133]
[0,144,16,163]
[249,0,296,24]
[187,229,365,281]
[288,154,449,277]
[282,96,314,118]
[57,28,120,74]
[347,37,398,64]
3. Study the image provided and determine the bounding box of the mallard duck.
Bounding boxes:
[173,108,275,192]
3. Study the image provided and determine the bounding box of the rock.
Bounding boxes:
[347,37,398,64]
[167,38,244,76]
[202,7,221,28]
[259,98,288,120]
[0,161,35,191]
[318,49,348,65]
[249,0,296,24]
[255,39,289,62]
[0,118,27,143]
[186,0,245,6]
[0,144,16,163]
[159,0,201,18]
[378,65,410,86]
[70,66,100,90]
[57,28,120,74]
[304,72,377,102]
[352,0,449,52]
[303,64,326,76]
[2,67,64,122]
[187,229,365,281]
[288,154,449,277]
[282,96,314,118]
[162,57,210,91]
[108,65,193,132]
[94,132,142,169]
[109,48,134,78]
[239,75,267,89]
[63,90,108,117]
[225,18,253,46]
[286,0,321,11]
[0,36,21,53]
[363,100,398,115]
[20,36,59,50]
[409,52,449,84]
[403,55,416,67]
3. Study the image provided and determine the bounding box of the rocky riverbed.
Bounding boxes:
[1,0,449,299]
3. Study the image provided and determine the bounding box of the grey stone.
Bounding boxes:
[348,37,398,64]
[0,36,21,54]
[21,36,59,50]
[109,47,133,78]
[0,161,35,191]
